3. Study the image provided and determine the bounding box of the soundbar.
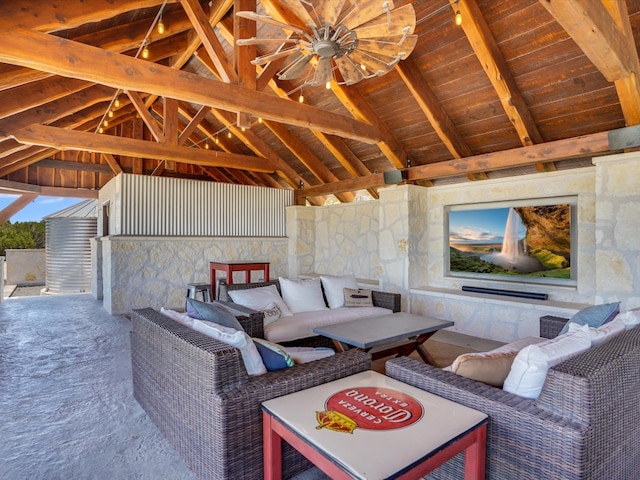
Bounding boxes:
[462,286,548,300]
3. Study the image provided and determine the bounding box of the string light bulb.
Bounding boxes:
[142,42,150,59]
[103,119,109,127]
[325,81,331,90]
[99,127,104,134]
[227,131,232,139]
[215,135,219,144]
[157,15,165,34]
[455,10,462,26]
[258,117,263,123]
[299,93,304,103]
[108,110,114,118]
[204,141,209,149]
[114,98,120,108]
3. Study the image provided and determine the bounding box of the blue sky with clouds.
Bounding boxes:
[0,194,83,222]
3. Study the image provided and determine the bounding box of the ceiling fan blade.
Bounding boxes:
[356,35,418,60]
[235,11,307,35]
[279,0,317,28]
[251,47,300,65]
[340,0,396,30]
[348,49,397,77]
[335,55,366,85]
[317,0,349,27]
[310,56,333,86]
[277,52,313,80]
[353,4,416,39]
[236,38,300,46]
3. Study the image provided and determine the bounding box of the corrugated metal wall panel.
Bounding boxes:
[119,175,292,236]
[45,218,96,294]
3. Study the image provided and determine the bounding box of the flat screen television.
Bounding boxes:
[445,196,577,287]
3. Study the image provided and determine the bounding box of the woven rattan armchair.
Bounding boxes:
[130,307,371,480]
[385,316,640,479]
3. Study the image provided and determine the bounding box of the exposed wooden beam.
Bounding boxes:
[180,0,236,83]
[395,58,472,158]
[0,28,380,144]
[126,91,165,142]
[101,154,124,175]
[454,0,543,147]
[11,124,275,173]
[35,158,113,174]
[234,0,257,128]
[0,179,98,199]
[295,129,626,200]
[178,105,211,145]
[263,120,355,203]
[539,0,640,125]
[0,0,174,33]
[0,193,38,224]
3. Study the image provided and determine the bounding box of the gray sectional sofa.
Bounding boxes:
[385,315,640,479]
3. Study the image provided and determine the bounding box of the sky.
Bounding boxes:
[0,194,84,223]
[448,207,525,245]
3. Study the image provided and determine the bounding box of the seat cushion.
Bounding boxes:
[264,306,391,343]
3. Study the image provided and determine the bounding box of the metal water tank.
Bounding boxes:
[44,199,97,294]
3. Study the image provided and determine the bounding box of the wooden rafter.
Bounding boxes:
[539,0,640,125]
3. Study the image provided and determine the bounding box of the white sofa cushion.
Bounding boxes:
[320,274,359,309]
[161,308,267,376]
[279,277,327,314]
[228,284,293,318]
[264,306,392,343]
[503,325,591,399]
[568,316,625,346]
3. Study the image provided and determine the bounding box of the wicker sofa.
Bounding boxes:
[385,315,640,480]
[217,279,402,347]
[130,307,371,480]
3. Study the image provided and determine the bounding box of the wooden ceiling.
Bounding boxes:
[1,0,640,215]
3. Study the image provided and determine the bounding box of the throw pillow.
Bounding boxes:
[160,308,267,376]
[449,351,518,387]
[278,277,327,314]
[568,316,625,346]
[228,284,293,317]
[280,346,335,364]
[261,301,282,326]
[618,308,640,329]
[185,297,244,331]
[503,325,591,399]
[320,274,359,309]
[253,338,295,371]
[560,302,621,334]
[344,288,373,307]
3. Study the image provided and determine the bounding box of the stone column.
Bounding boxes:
[286,206,316,278]
[592,152,640,309]
[378,184,428,309]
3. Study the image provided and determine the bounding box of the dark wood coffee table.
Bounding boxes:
[313,312,454,365]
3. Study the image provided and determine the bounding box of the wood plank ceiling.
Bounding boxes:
[0,0,639,216]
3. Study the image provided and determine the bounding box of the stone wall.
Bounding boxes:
[6,249,45,285]
[98,236,287,315]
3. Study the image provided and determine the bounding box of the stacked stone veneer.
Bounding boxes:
[98,236,287,314]
[6,249,45,285]
[96,153,639,340]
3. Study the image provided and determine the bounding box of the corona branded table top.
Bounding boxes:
[262,370,487,479]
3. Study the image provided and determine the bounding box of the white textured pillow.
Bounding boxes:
[279,277,327,314]
[280,346,335,364]
[568,316,625,346]
[320,274,359,309]
[503,325,591,399]
[228,284,292,317]
[618,309,640,329]
[261,301,282,326]
[161,308,267,376]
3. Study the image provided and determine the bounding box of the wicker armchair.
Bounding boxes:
[385,316,640,480]
[130,307,371,480]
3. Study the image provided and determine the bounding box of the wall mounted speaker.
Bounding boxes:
[383,170,407,184]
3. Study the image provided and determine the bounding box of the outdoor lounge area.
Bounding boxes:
[3,1,640,479]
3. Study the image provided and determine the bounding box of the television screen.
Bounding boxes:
[446,197,576,286]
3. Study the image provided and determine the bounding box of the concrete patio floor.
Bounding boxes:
[0,294,197,480]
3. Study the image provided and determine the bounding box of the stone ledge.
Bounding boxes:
[410,286,589,317]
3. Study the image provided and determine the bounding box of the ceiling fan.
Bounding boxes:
[236,0,417,86]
